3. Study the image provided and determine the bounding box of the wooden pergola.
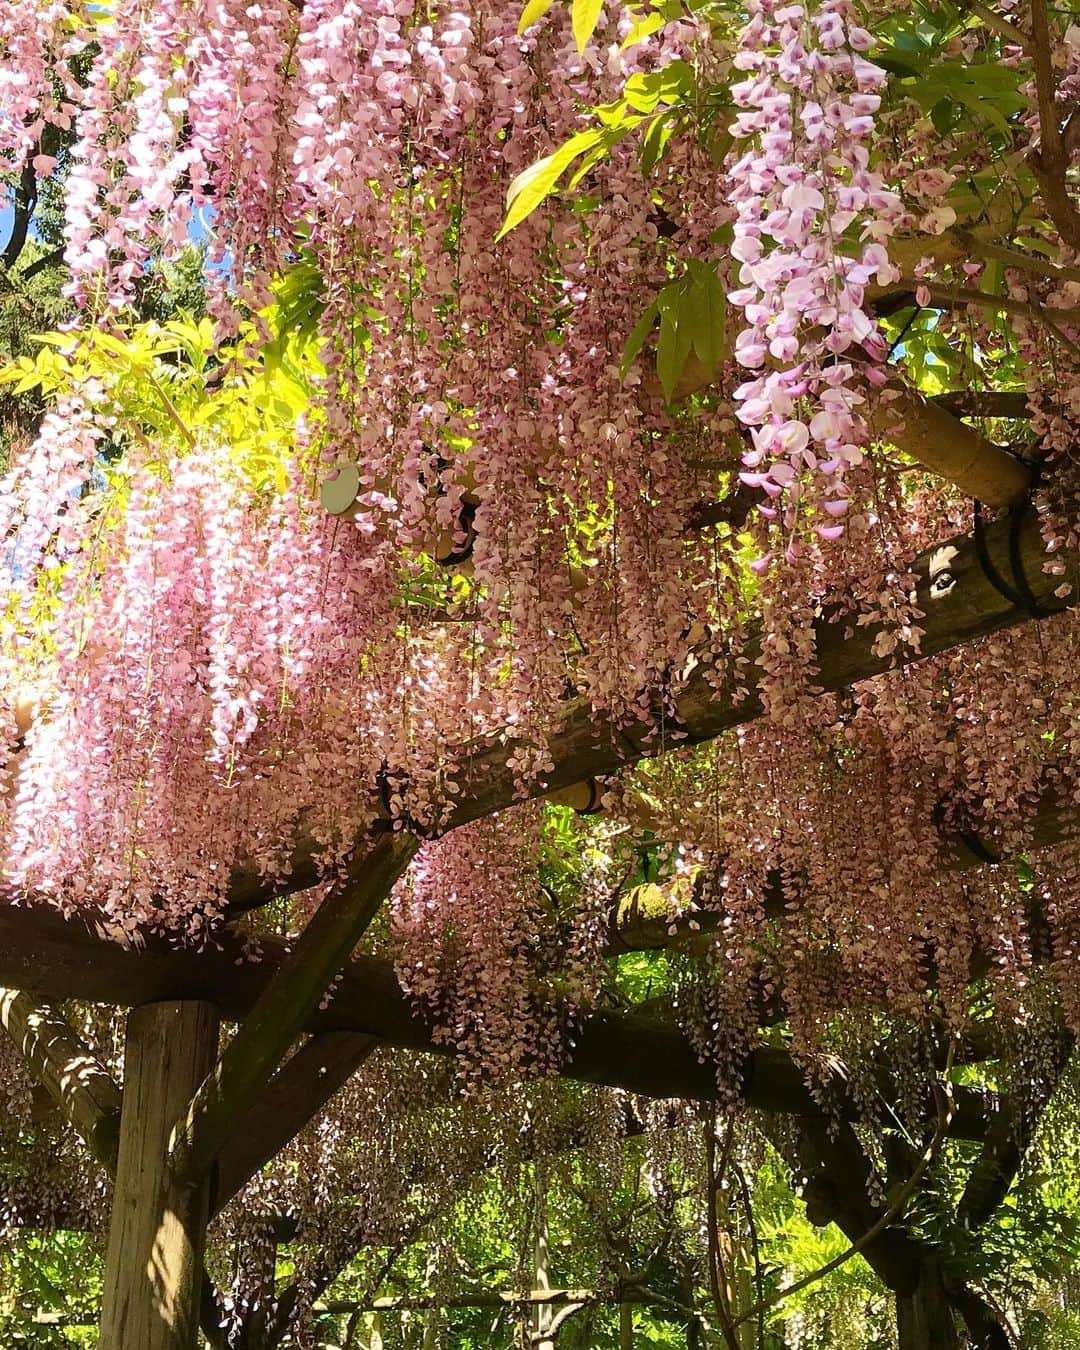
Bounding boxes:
[0,497,1071,1349]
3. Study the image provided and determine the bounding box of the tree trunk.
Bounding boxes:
[99,1001,220,1350]
[531,1169,554,1350]
[422,1248,441,1350]
[619,1302,633,1349]
[731,1236,756,1350]
[896,1261,960,1350]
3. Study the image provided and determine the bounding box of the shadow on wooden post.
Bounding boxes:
[99,1001,220,1350]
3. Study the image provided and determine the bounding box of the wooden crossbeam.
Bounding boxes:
[170,832,416,1187]
[227,504,1071,914]
[0,905,990,1140]
[0,988,122,1170]
[213,1031,377,1213]
[604,779,1072,954]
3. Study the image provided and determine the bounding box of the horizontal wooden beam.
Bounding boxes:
[604,781,1072,954]
[227,505,1069,915]
[0,905,989,1139]
[315,1290,632,1314]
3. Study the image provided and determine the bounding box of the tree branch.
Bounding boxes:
[17,244,66,285]
[733,1046,956,1329]
[964,0,1031,52]
[903,280,1080,361]
[1029,0,1080,251]
[1,162,39,274]
[956,1031,1074,1232]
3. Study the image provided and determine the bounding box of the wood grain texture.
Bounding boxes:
[0,988,121,1169]
[99,1001,220,1350]
[213,1031,376,1213]
[0,907,990,1140]
[225,505,1072,913]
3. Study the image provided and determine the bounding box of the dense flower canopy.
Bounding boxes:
[1,0,1080,1092]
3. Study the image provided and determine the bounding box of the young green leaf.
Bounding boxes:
[620,10,666,50]
[518,0,556,35]
[640,109,675,176]
[656,303,692,403]
[497,128,606,238]
[685,262,725,374]
[571,0,605,53]
[620,298,661,378]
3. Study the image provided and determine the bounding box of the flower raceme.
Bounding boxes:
[1,0,1080,1089]
[727,0,902,555]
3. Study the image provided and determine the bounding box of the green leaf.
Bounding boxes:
[497,128,606,238]
[640,109,675,176]
[656,303,692,403]
[620,298,661,378]
[518,0,556,34]
[620,10,665,49]
[571,0,605,52]
[685,262,725,374]
[566,124,633,188]
[623,60,695,113]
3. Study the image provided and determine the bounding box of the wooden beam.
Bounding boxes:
[213,1031,377,1214]
[100,1001,220,1350]
[0,987,122,1170]
[870,383,1031,506]
[0,906,991,1139]
[604,775,1071,954]
[0,1000,376,1226]
[169,832,417,1186]
[0,994,237,1348]
[227,503,1069,915]
[661,352,1029,507]
[314,1290,637,1313]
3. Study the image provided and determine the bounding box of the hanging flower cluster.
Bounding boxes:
[727,0,903,552]
[0,0,85,176]
[1,0,1080,1102]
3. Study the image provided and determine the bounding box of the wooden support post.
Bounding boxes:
[0,987,122,1170]
[170,832,416,1187]
[99,1001,220,1350]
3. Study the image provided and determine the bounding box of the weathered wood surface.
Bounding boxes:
[605,778,1071,954]
[895,1262,961,1350]
[0,905,990,1139]
[99,1001,220,1350]
[169,832,415,1187]
[213,1030,376,1213]
[0,987,122,1169]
